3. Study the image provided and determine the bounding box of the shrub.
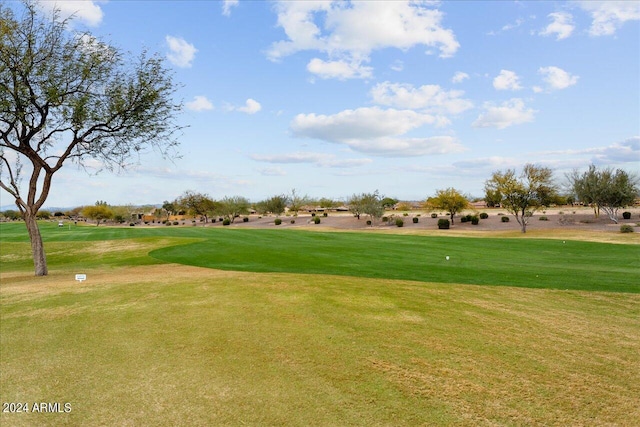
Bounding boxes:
[211,218,216,223]
[479,212,489,219]
[539,216,548,221]
[460,216,468,223]
[431,213,438,218]
[465,214,473,221]
[470,216,479,225]
[622,211,631,220]
[403,212,409,216]
[437,219,450,229]
[323,212,328,217]
[290,219,295,224]
[173,221,179,225]
[382,216,388,222]
[395,218,404,227]
[223,218,231,226]
[313,216,321,224]
[129,223,135,227]
[165,222,171,226]
[366,220,372,226]
[311,212,316,217]
[501,216,510,223]
[620,224,634,233]
[274,218,282,225]
[243,217,249,222]
[412,217,419,223]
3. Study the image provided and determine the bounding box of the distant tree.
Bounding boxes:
[567,165,638,223]
[265,194,288,216]
[381,197,399,209]
[425,188,469,225]
[350,191,384,224]
[253,200,269,215]
[288,189,309,215]
[176,191,216,223]
[484,188,502,208]
[485,164,557,233]
[218,196,250,223]
[2,209,21,220]
[318,197,337,209]
[0,2,182,275]
[82,204,113,226]
[162,200,177,221]
[396,201,413,212]
[36,210,51,219]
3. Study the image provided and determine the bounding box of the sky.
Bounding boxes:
[2,0,640,209]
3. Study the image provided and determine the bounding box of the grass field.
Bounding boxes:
[1,222,639,426]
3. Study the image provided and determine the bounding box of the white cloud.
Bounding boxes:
[267,1,459,79]
[493,70,522,91]
[186,96,214,112]
[165,36,197,68]
[290,107,466,156]
[472,98,536,129]
[390,60,404,72]
[36,1,104,27]
[541,136,640,164]
[539,12,575,40]
[257,167,287,176]
[452,71,469,84]
[538,66,579,90]
[370,82,473,115]
[251,152,372,168]
[578,1,640,36]
[222,0,239,17]
[307,58,373,80]
[237,99,262,114]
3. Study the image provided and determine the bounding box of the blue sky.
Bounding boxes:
[5,0,640,208]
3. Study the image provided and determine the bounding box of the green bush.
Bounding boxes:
[223,218,231,226]
[460,216,468,223]
[382,216,388,222]
[173,221,179,225]
[313,216,321,224]
[290,219,295,224]
[471,216,479,225]
[274,218,282,225]
[243,217,249,222]
[539,216,548,221]
[395,218,404,227]
[437,219,450,229]
[501,216,510,223]
[165,222,171,226]
[431,213,438,218]
[323,212,328,217]
[129,223,135,227]
[622,211,631,220]
[366,220,372,226]
[620,224,634,233]
[479,212,489,219]
[412,217,419,223]
[403,212,409,216]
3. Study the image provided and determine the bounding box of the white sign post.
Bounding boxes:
[75,274,87,282]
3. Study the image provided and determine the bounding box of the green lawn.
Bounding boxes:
[1,221,639,426]
[1,222,638,293]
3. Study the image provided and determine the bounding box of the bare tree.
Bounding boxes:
[0,2,182,275]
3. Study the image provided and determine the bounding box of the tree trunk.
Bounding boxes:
[24,213,48,276]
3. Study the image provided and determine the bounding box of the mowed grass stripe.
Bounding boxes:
[149,229,639,293]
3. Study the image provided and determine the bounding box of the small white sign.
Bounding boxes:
[75,274,87,282]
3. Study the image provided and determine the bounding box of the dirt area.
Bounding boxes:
[154,207,640,241]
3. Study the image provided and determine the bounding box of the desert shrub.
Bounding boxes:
[471,216,479,225]
[460,216,468,223]
[413,217,419,223]
[165,222,171,226]
[311,213,316,217]
[395,218,404,227]
[323,212,328,217]
[173,221,179,225]
[479,212,489,219]
[620,224,634,233]
[243,217,249,222]
[366,220,372,226]
[313,216,321,224]
[501,216,510,223]
[539,216,548,221]
[403,212,409,216]
[622,211,631,220]
[274,218,282,225]
[437,219,450,229]
[129,223,135,227]
[465,214,473,221]
[211,218,216,223]
[431,213,438,218]
[223,218,231,226]
[382,216,388,222]
[559,211,564,215]
[290,219,295,224]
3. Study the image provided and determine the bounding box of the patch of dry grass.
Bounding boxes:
[2,265,639,426]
